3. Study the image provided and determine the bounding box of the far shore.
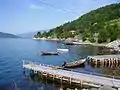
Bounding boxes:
[33,37,107,46]
[33,37,120,52]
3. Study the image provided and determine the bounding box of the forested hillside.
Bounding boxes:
[35,3,120,43]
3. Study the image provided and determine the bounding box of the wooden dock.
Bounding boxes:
[23,61,120,89]
[87,55,120,67]
[87,55,120,60]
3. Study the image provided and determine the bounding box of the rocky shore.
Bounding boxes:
[106,39,120,52]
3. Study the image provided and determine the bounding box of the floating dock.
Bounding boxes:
[23,61,120,89]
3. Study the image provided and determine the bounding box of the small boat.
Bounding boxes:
[57,49,69,52]
[65,42,74,45]
[64,59,86,68]
[41,51,59,55]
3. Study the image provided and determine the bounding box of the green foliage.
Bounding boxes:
[35,3,120,43]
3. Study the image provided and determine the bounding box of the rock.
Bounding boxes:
[106,39,120,51]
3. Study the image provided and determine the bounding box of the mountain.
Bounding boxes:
[18,32,37,38]
[19,30,49,38]
[0,32,19,38]
[36,3,120,43]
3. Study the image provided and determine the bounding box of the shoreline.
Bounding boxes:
[90,43,107,47]
[33,37,120,52]
[33,37,107,46]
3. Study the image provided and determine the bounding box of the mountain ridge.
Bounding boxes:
[18,30,50,38]
[0,32,19,38]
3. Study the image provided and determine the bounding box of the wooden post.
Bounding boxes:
[95,60,97,68]
[114,59,116,67]
[45,73,47,84]
[117,59,118,67]
[60,77,62,83]
[103,59,105,67]
[110,60,112,68]
[53,75,55,81]
[109,59,110,67]
[80,80,82,87]
[60,77,63,87]
[70,77,71,84]
[45,73,47,79]
[104,59,106,67]
[118,60,120,66]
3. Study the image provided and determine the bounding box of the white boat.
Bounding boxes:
[57,49,69,52]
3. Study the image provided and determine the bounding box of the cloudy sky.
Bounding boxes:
[0,0,119,34]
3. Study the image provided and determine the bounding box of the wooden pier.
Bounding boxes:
[87,55,120,67]
[23,61,120,89]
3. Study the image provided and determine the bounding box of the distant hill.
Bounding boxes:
[0,32,19,38]
[36,3,120,43]
[18,32,37,38]
[19,30,49,38]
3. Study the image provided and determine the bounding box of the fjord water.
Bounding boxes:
[0,38,101,90]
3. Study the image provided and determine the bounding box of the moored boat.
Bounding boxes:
[57,48,69,52]
[41,51,59,55]
[64,59,86,68]
[65,42,74,45]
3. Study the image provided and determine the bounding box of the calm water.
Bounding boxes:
[0,38,105,90]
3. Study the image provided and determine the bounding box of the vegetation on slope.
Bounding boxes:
[35,3,120,43]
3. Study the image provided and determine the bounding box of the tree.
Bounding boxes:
[36,32,41,37]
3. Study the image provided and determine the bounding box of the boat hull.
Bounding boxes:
[41,52,59,55]
[64,59,86,68]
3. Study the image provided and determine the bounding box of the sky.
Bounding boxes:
[0,0,119,34]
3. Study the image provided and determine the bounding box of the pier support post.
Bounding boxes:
[60,77,62,83]
[53,75,55,81]
[80,80,82,87]
[41,72,43,80]
[60,77,63,87]
[70,77,72,84]
[45,73,47,84]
